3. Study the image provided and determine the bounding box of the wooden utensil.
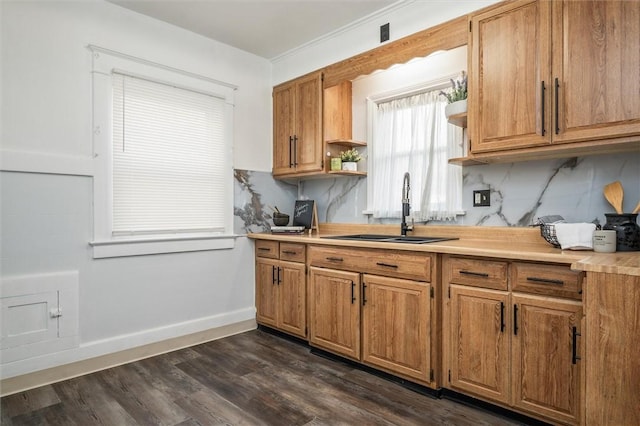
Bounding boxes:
[604,181,624,214]
[632,201,640,214]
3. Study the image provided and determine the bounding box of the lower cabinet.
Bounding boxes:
[444,255,584,425]
[308,246,436,387]
[255,241,306,338]
[361,274,431,382]
[308,267,361,359]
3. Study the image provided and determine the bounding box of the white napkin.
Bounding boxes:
[554,222,597,250]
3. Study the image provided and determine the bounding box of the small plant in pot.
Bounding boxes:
[340,148,361,172]
[440,71,467,118]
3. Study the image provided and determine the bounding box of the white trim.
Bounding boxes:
[87,45,238,90]
[90,234,238,258]
[0,150,94,176]
[0,307,256,380]
[270,0,414,62]
[90,45,236,253]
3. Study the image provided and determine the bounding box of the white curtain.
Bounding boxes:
[371,89,463,221]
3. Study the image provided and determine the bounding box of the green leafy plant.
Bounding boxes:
[440,71,467,104]
[339,148,362,162]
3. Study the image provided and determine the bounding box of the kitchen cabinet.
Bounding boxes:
[444,255,584,425]
[511,293,582,424]
[469,0,640,154]
[308,267,360,360]
[255,240,306,338]
[361,274,430,382]
[308,245,436,386]
[584,271,640,426]
[273,71,323,177]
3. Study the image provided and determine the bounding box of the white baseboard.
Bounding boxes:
[0,316,257,396]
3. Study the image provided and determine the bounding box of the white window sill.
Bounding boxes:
[89,234,238,259]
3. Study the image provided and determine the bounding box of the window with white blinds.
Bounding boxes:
[111,73,227,236]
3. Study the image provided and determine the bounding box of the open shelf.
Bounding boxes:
[326,139,367,147]
[447,112,467,128]
[327,170,367,177]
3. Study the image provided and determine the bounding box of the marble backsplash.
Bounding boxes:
[234,152,640,234]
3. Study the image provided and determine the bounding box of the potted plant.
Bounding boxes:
[340,148,361,171]
[440,71,467,118]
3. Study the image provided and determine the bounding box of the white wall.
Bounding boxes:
[0,0,271,378]
[272,0,499,85]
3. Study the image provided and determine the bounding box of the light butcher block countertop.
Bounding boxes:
[248,224,640,277]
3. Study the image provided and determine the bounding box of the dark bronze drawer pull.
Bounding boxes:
[282,250,297,255]
[376,262,398,269]
[258,247,271,251]
[326,256,343,262]
[526,276,564,285]
[460,270,489,278]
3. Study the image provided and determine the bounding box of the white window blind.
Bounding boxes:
[112,72,227,235]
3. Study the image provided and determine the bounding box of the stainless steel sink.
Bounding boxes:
[322,234,458,244]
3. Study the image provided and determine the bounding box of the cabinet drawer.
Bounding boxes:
[279,243,306,263]
[447,256,508,290]
[255,240,279,259]
[309,246,431,282]
[511,262,583,300]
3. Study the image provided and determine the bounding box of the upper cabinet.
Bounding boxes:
[273,74,366,179]
[469,0,640,155]
[273,71,324,177]
[552,0,640,144]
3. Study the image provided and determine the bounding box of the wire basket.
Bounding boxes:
[533,215,565,248]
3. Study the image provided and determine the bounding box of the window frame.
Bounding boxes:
[89,46,237,258]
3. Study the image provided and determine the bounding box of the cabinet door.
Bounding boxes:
[450,285,510,404]
[470,0,552,153]
[512,294,582,425]
[552,1,640,144]
[255,258,279,328]
[293,73,323,173]
[361,274,430,383]
[273,83,295,176]
[309,267,360,360]
[278,260,306,338]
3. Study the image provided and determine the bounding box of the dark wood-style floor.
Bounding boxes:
[1,329,526,425]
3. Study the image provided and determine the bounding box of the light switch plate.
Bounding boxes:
[473,190,490,207]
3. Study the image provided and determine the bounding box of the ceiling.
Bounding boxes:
[108,0,398,60]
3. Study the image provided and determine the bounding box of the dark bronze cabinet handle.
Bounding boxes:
[460,270,489,278]
[258,247,271,251]
[376,262,398,269]
[513,304,519,336]
[555,77,560,135]
[500,302,505,333]
[288,136,294,168]
[351,281,356,304]
[272,265,277,285]
[277,267,282,285]
[572,326,581,364]
[526,276,564,286]
[541,80,546,136]
[362,283,367,306]
[293,135,298,167]
[326,257,343,262]
[282,250,297,255]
